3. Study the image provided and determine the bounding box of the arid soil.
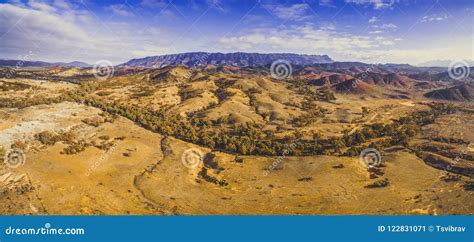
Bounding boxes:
[0,67,472,215]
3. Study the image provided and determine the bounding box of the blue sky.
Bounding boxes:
[0,0,472,65]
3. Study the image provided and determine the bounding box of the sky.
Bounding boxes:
[0,0,473,65]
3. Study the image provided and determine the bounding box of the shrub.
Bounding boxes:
[364,178,389,188]
[35,131,60,145]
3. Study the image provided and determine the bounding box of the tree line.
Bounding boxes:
[63,83,460,157]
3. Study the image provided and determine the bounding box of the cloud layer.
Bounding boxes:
[0,0,472,64]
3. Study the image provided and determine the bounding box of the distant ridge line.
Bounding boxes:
[119,52,334,68]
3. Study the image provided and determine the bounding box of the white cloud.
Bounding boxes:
[28,0,55,12]
[328,36,473,64]
[380,23,397,29]
[218,25,380,54]
[375,36,394,45]
[52,0,73,10]
[319,0,335,7]
[216,23,473,64]
[0,3,172,63]
[0,3,90,43]
[345,0,398,10]
[421,14,449,22]
[369,23,397,34]
[107,4,134,17]
[368,16,377,23]
[0,1,470,65]
[369,30,383,34]
[264,4,312,21]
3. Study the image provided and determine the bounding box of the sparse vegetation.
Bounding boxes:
[65,84,465,158]
[198,167,228,186]
[297,177,313,182]
[365,178,389,188]
[62,142,88,155]
[1,63,472,216]
[35,131,61,145]
[35,130,76,146]
[463,181,474,191]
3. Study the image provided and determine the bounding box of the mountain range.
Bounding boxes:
[0,53,334,68]
[0,60,90,68]
[2,53,473,72]
[119,52,334,67]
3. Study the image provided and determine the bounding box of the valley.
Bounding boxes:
[0,56,473,215]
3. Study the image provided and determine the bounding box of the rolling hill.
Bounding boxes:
[424,83,474,101]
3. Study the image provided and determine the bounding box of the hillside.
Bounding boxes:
[424,83,474,101]
[357,72,416,88]
[332,78,374,94]
[1,57,473,216]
